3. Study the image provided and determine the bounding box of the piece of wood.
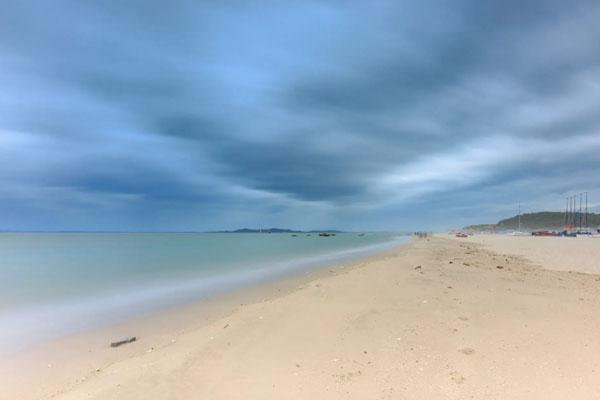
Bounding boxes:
[110,336,137,347]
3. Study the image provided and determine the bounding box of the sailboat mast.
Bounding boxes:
[572,196,575,231]
[579,193,583,231]
[569,196,573,231]
[585,192,588,229]
[564,197,568,228]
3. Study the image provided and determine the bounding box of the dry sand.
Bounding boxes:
[450,233,600,274]
[2,235,600,399]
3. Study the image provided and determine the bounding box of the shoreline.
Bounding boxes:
[4,234,600,399]
[0,234,407,357]
[0,239,410,400]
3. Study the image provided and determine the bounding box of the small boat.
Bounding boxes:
[508,231,529,236]
[561,231,577,237]
[318,233,332,237]
[531,230,560,237]
[508,203,529,236]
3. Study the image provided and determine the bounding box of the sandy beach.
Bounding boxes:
[449,234,600,274]
[5,1,600,398]
[3,235,600,399]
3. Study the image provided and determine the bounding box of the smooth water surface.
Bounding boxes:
[0,232,407,353]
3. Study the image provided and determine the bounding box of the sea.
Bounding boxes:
[0,232,408,354]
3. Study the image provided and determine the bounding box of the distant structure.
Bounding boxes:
[564,192,590,232]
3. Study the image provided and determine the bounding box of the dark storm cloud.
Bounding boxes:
[1,0,600,230]
[65,158,214,203]
[287,1,598,127]
[154,114,366,201]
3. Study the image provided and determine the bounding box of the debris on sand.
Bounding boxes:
[110,336,137,348]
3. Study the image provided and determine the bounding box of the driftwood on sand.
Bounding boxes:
[110,336,137,348]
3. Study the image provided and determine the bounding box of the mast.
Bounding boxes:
[564,197,568,228]
[572,195,576,231]
[569,196,574,231]
[585,192,588,229]
[579,193,583,231]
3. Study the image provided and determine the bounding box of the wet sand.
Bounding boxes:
[3,235,600,399]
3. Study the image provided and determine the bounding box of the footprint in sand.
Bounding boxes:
[450,371,466,384]
[459,347,475,355]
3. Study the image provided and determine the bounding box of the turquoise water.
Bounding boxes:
[0,232,407,353]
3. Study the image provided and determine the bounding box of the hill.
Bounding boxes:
[465,211,600,231]
[462,224,497,232]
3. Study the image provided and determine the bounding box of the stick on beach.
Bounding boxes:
[3,235,600,399]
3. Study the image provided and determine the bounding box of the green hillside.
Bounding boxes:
[463,224,497,232]
[465,211,600,231]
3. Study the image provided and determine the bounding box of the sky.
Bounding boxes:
[1,0,600,231]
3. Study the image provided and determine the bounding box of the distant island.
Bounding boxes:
[211,228,345,234]
[464,211,600,232]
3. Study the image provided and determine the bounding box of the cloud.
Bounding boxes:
[1,0,600,230]
[376,133,600,203]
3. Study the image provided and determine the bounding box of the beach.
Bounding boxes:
[0,232,403,355]
[449,233,600,274]
[3,234,600,399]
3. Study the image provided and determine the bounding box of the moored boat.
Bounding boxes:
[531,230,561,237]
